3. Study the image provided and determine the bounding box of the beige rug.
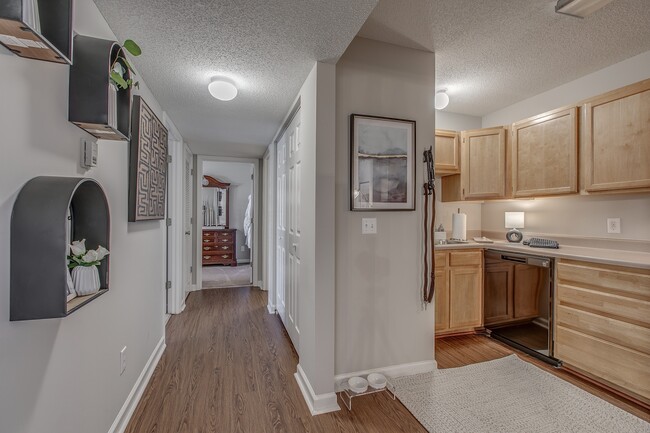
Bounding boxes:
[202,264,252,289]
[393,355,649,433]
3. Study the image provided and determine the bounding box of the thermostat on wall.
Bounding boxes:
[82,138,98,168]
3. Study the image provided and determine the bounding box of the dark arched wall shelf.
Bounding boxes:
[11,177,111,321]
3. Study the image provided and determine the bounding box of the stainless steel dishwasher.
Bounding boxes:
[484,250,561,367]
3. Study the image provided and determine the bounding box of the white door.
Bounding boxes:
[278,111,301,349]
[183,146,194,293]
[276,133,287,324]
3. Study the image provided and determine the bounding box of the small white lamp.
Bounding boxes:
[505,212,525,243]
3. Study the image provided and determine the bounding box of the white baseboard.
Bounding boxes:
[267,303,276,314]
[238,259,251,264]
[164,313,171,325]
[108,336,166,433]
[334,359,437,392]
[294,364,340,415]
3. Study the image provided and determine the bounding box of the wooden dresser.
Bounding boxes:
[202,229,237,266]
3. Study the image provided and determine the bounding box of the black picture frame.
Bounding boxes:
[350,114,416,211]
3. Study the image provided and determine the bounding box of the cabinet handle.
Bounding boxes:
[222,255,229,258]
[222,246,228,250]
[203,247,210,251]
[203,256,210,260]
[203,239,210,243]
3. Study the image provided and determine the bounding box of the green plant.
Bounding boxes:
[109,39,142,90]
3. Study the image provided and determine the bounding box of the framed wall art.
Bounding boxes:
[350,114,416,211]
[128,95,169,221]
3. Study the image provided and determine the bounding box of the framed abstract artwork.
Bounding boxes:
[350,114,416,211]
[128,95,169,221]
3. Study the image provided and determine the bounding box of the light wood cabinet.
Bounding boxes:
[555,259,650,404]
[461,127,509,200]
[583,79,650,193]
[511,107,578,197]
[434,129,460,175]
[435,249,483,335]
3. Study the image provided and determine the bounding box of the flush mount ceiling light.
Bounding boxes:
[555,0,615,18]
[208,78,238,101]
[435,90,450,110]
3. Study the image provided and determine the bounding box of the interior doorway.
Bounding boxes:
[199,160,256,289]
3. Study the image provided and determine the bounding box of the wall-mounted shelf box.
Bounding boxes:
[0,0,73,64]
[11,177,111,321]
[69,35,131,141]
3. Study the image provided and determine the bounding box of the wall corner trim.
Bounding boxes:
[108,336,166,433]
[334,359,438,392]
[294,364,340,416]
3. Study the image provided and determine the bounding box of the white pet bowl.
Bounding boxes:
[348,376,369,393]
[367,373,387,390]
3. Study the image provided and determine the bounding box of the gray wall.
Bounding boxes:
[335,37,435,375]
[203,161,254,262]
[0,1,168,432]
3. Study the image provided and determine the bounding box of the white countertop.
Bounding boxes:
[435,239,650,269]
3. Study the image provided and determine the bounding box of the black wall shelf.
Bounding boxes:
[11,177,111,321]
[69,35,131,141]
[0,0,73,64]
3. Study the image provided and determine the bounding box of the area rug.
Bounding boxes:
[202,264,252,289]
[392,355,649,433]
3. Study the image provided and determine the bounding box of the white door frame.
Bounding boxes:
[262,143,276,313]
[194,156,262,289]
[162,112,186,315]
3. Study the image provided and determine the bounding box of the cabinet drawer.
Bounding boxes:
[449,250,482,267]
[434,252,447,269]
[203,231,217,238]
[202,253,234,263]
[557,284,650,328]
[557,261,650,301]
[202,245,233,253]
[556,305,650,355]
[555,326,650,402]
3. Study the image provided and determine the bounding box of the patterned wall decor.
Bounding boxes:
[128,96,169,221]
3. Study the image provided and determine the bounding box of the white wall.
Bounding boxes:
[480,50,650,245]
[202,161,254,262]
[434,112,483,236]
[335,37,435,376]
[0,2,170,432]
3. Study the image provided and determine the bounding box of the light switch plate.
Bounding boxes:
[607,218,621,234]
[362,218,377,234]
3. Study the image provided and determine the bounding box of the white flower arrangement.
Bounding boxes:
[68,239,109,269]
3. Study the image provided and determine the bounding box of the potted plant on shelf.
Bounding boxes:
[109,39,142,90]
[68,239,109,297]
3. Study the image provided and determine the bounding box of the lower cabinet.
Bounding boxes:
[435,249,483,335]
[202,229,237,266]
[555,259,650,404]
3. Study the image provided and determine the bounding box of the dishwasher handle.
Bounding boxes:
[501,254,527,264]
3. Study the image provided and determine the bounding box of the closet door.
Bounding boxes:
[276,132,287,326]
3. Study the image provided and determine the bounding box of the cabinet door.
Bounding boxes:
[512,107,578,197]
[449,267,482,329]
[584,79,650,192]
[435,129,460,175]
[484,263,514,325]
[513,264,541,319]
[434,268,448,332]
[461,127,508,199]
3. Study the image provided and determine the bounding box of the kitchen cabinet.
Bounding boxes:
[441,127,509,201]
[555,259,650,404]
[434,129,460,175]
[435,249,483,335]
[511,106,578,197]
[484,261,541,326]
[583,78,650,193]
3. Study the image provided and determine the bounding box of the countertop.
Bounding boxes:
[435,239,650,269]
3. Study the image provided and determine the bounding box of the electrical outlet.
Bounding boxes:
[120,346,127,376]
[607,218,621,234]
[362,218,377,234]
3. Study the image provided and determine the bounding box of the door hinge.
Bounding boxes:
[190,266,193,274]
[165,281,172,289]
[190,217,193,224]
[191,169,194,175]
[166,218,172,226]
[167,154,172,164]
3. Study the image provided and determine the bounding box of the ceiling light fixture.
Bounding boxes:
[435,90,450,110]
[208,78,238,101]
[555,0,614,18]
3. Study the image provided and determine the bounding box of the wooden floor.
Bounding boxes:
[126,287,648,433]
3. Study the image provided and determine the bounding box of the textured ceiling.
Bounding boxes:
[93,0,377,156]
[359,0,650,117]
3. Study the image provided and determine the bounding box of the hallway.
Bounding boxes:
[125,287,425,433]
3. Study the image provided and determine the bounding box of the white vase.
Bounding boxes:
[71,265,100,296]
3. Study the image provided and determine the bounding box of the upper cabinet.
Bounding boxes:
[461,127,509,200]
[0,0,73,64]
[583,79,650,193]
[435,129,460,175]
[511,106,578,198]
